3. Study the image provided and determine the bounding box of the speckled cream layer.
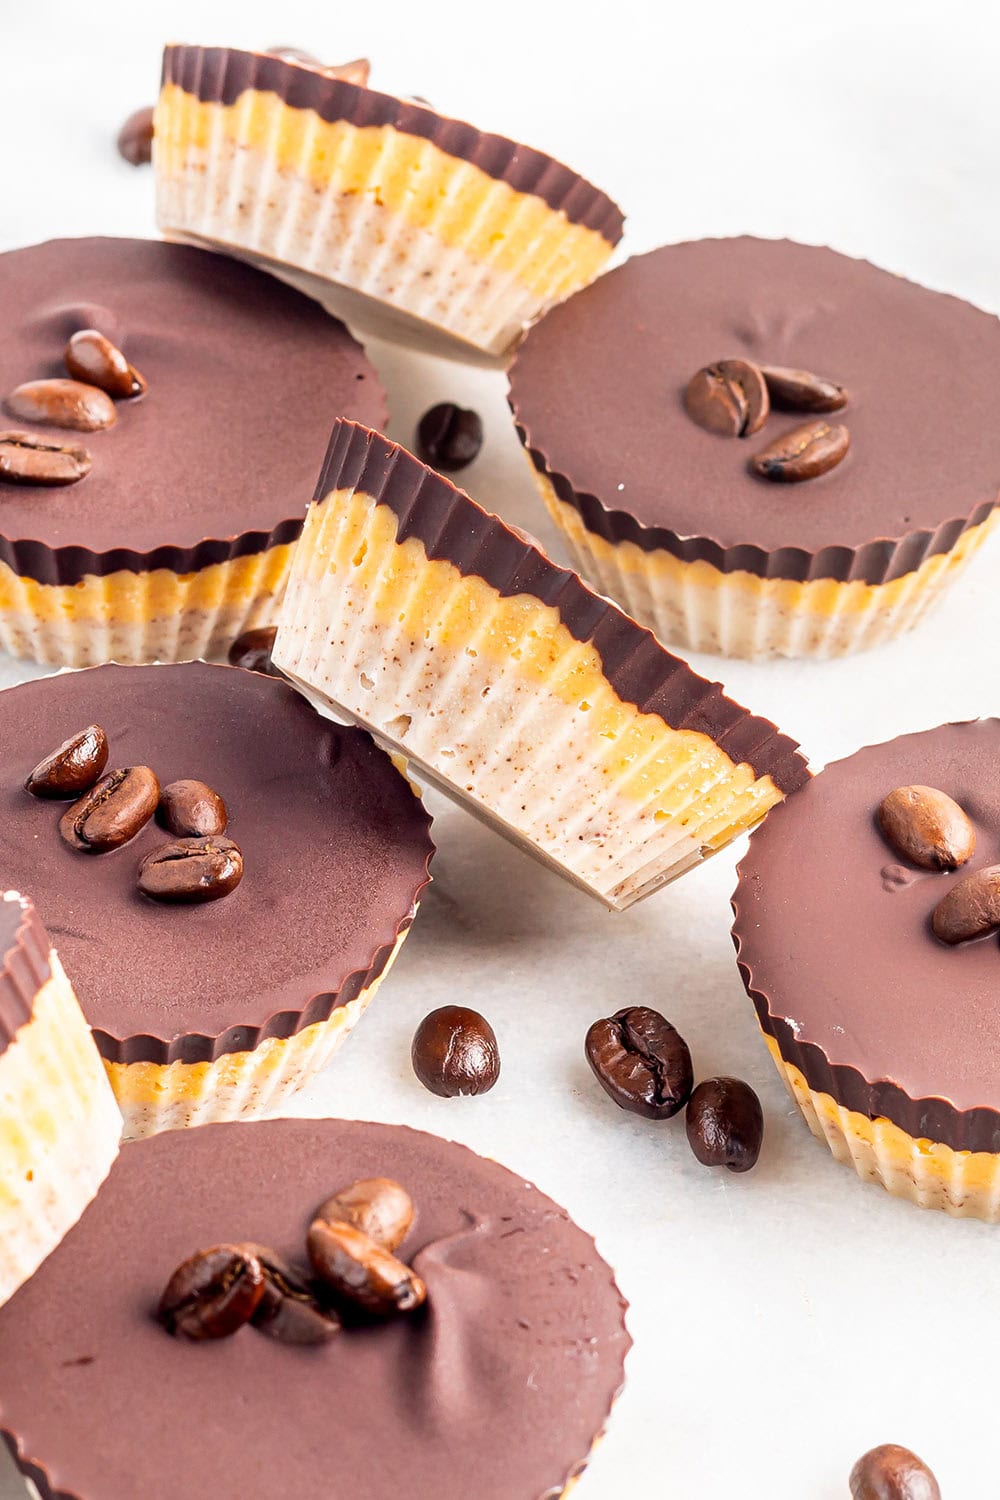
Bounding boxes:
[0,544,292,667]
[0,956,122,1307]
[154,85,615,357]
[764,1033,1000,1221]
[274,487,786,910]
[536,474,1000,660]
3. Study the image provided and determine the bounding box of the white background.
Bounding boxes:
[1,3,999,1495]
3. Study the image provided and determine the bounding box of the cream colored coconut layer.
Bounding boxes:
[154,85,616,357]
[274,487,787,910]
[0,954,122,1307]
[536,473,1000,660]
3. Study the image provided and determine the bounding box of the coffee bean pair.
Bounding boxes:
[877,783,1000,947]
[585,1006,764,1172]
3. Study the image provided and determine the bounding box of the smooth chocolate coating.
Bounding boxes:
[509,238,1000,583]
[0,892,50,1059]
[0,664,433,1063]
[733,720,1000,1151]
[0,1119,630,1500]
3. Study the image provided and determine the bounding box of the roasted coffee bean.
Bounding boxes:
[416,402,484,471]
[239,1244,341,1346]
[117,105,155,165]
[685,1077,763,1172]
[25,724,109,800]
[878,785,975,871]
[65,329,146,400]
[0,430,91,486]
[60,766,160,852]
[683,359,769,438]
[266,47,371,85]
[228,626,280,677]
[307,1217,426,1317]
[158,779,228,838]
[6,378,116,433]
[411,1005,500,1097]
[157,1244,266,1340]
[313,1178,414,1252]
[751,419,849,482]
[850,1443,941,1500]
[138,836,244,904]
[585,1006,694,1119]
[931,863,1000,945]
[760,364,848,413]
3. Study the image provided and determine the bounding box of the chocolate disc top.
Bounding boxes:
[733,720,1000,1150]
[0,1118,630,1500]
[0,664,433,1062]
[509,238,1000,582]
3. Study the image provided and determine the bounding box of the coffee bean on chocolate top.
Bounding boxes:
[138,836,244,904]
[751,419,849,482]
[878,785,975,871]
[59,766,160,852]
[158,779,228,838]
[6,379,116,433]
[65,329,147,400]
[240,1244,341,1346]
[157,1244,266,1340]
[267,48,371,86]
[411,1005,500,1097]
[117,105,154,165]
[931,863,1000,945]
[683,359,769,438]
[0,430,91,486]
[228,626,281,677]
[416,403,484,472]
[314,1178,414,1252]
[760,365,849,413]
[850,1443,941,1500]
[686,1077,763,1172]
[585,1006,694,1119]
[307,1217,426,1318]
[25,724,109,799]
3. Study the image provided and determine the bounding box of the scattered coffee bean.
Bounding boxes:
[6,378,116,434]
[313,1178,414,1252]
[585,1006,694,1119]
[307,1216,426,1317]
[138,836,245,904]
[751,419,849,482]
[0,430,91,486]
[686,1077,763,1172]
[65,329,146,400]
[416,402,484,471]
[760,365,848,413]
[59,766,160,852]
[240,1243,340,1346]
[850,1443,941,1500]
[411,1005,500,1097]
[878,785,975,871]
[931,863,1000,945]
[25,724,109,800]
[683,359,769,438]
[158,779,228,838]
[117,105,155,165]
[157,1244,266,1340]
[228,626,280,677]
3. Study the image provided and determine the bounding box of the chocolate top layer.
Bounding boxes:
[0,1118,629,1500]
[0,892,50,1061]
[0,664,433,1063]
[733,720,1000,1151]
[509,238,1000,583]
[317,420,810,795]
[163,46,625,242]
[0,238,385,583]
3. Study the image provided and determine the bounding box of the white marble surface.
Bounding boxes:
[1,2,998,1495]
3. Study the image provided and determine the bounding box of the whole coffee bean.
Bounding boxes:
[65,329,147,400]
[931,863,1000,945]
[228,625,280,677]
[411,1005,500,1097]
[686,1077,763,1172]
[0,430,91,486]
[117,105,155,165]
[138,836,244,904]
[585,1006,694,1119]
[878,784,975,871]
[6,378,116,433]
[416,403,484,471]
[850,1443,941,1500]
[760,364,848,413]
[307,1217,426,1317]
[25,724,109,799]
[751,419,849,482]
[158,779,228,838]
[239,1243,341,1346]
[313,1178,414,1252]
[157,1244,265,1340]
[59,766,160,852]
[683,359,769,438]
